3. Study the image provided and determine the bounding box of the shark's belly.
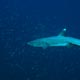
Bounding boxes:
[50,43,68,46]
[45,38,69,47]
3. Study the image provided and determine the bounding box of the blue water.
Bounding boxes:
[0,0,80,80]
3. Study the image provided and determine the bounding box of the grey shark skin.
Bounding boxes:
[27,28,80,49]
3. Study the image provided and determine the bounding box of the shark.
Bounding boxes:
[27,28,80,49]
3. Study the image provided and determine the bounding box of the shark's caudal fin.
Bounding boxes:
[58,28,67,36]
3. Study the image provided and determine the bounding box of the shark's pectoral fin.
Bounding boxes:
[42,42,50,49]
[42,46,48,49]
[66,43,73,48]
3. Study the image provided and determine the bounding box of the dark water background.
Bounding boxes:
[0,0,80,80]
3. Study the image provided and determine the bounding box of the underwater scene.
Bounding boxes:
[0,0,80,80]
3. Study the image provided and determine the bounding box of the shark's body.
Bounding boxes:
[27,28,80,49]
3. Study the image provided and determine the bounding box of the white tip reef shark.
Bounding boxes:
[27,28,80,49]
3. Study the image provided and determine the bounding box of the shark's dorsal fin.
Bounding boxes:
[58,28,67,36]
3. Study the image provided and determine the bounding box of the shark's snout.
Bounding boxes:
[27,40,38,46]
[27,41,33,46]
[27,40,44,47]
